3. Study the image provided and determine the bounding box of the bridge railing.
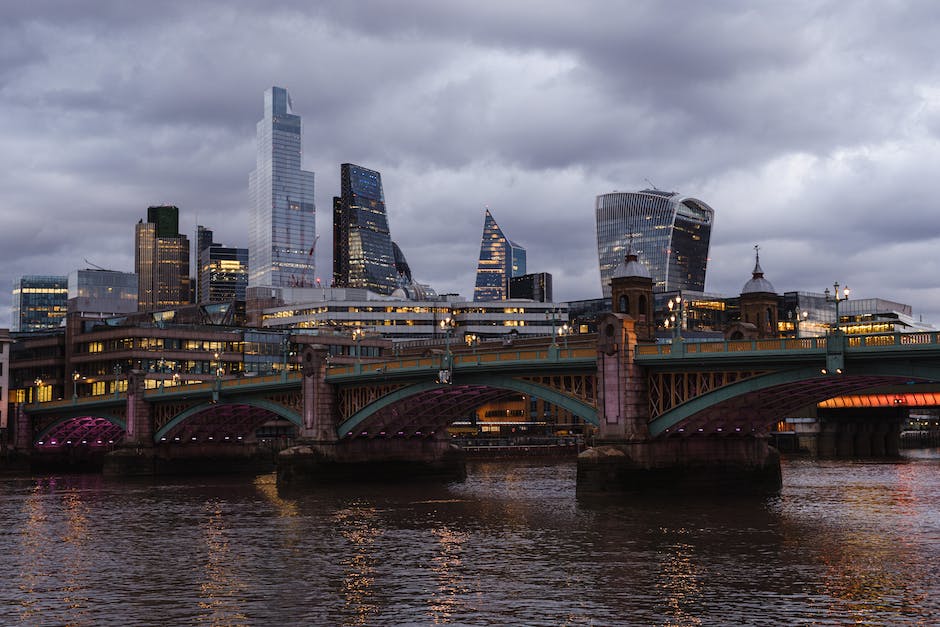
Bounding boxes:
[636,331,940,358]
[327,346,596,377]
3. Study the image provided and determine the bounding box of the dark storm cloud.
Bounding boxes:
[3,1,940,324]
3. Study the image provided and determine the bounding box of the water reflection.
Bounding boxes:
[334,503,381,625]
[197,500,248,626]
[426,526,470,624]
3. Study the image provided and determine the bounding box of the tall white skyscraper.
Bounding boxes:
[248,86,316,288]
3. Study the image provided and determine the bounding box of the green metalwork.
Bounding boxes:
[152,397,303,443]
[336,373,599,437]
[34,415,127,443]
[648,361,940,437]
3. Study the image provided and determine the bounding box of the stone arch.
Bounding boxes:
[153,397,303,443]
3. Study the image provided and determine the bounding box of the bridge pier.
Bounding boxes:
[104,369,156,476]
[815,413,901,459]
[577,313,782,496]
[277,346,466,486]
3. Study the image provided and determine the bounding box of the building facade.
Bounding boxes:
[248,86,316,289]
[135,205,191,311]
[0,329,10,436]
[195,226,249,304]
[332,163,398,294]
[473,209,526,301]
[68,269,138,316]
[508,272,553,302]
[595,190,714,297]
[12,275,68,332]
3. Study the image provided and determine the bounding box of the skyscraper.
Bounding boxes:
[473,209,526,301]
[136,205,191,311]
[332,163,398,294]
[11,275,68,332]
[248,86,316,288]
[595,190,714,297]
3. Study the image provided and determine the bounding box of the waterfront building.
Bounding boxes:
[12,275,68,332]
[332,164,398,294]
[195,227,249,304]
[258,286,567,340]
[508,272,553,302]
[248,86,316,289]
[473,209,526,301]
[135,205,191,311]
[67,269,138,316]
[595,189,714,297]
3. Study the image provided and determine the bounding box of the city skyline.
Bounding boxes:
[3,3,940,325]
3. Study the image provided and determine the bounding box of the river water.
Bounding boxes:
[2,452,939,626]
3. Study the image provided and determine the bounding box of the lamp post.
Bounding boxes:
[72,371,82,401]
[33,377,44,405]
[824,282,850,335]
[558,323,571,352]
[439,315,456,383]
[788,307,808,338]
[352,328,365,372]
[546,308,559,348]
[281,335,291,382]
[666,293,683,341]
[113,364,122,399]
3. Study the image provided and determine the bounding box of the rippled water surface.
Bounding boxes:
[2,452,939,626]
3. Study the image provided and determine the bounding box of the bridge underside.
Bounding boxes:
[653,374,914,437]
[157,403,298,444]
[37,416,126,449]
[342,385,519,438]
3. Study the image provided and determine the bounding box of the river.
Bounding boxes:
[2,451,939,626]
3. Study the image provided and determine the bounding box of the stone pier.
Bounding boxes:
[576,313,782,496]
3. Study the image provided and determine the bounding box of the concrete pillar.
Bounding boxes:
[885,420,901,457]
[299,346,337,442]
[817,421,838,458]
[854,422,872,457]
[870,421,887,457]
[836,423,854,457]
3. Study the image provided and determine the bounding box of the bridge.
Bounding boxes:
[16,314,940,492]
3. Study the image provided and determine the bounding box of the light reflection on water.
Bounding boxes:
[0,452,938,625]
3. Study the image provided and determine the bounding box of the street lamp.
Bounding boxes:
[558,323,571,351]
[281,335,292,381]
[439,315,456,383]
[113,364,122,398]
[33,377,44,405]
[666,293,683,341]
[351,328,365,372]
[788,307,809,338]
[824,282,850,335]
[72,371,82,400]
[546,308,559,348]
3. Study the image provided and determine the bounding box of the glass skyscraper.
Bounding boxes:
[248,86,316,288]
[332,163,398,294]
[12,275,68,332]
[473,209,526,301]
[595,190,714,296]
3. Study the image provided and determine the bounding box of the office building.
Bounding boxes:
[473,209,526,301]
[332,163,398,294]
[595,189,714,296]
[198,244,249,303]
[248,86,316,288]
[67,269,138,316]
[12,275,68,332]
[508,272,553,302]
[135,205,191,311]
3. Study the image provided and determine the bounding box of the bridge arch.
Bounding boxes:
[153,397,303,443]
[337,373,599,438]
[648,362,940,437]
[35,414,127,446]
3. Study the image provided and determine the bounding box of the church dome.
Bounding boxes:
[741,247,775,294]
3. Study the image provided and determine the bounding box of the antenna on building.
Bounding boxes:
[83,258,114,272]
[644,178,659,190]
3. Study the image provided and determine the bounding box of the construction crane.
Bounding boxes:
[83,258,115,272]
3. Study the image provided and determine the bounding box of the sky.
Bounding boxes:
[3,1,940,326]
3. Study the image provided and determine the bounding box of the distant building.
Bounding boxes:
[135,205,191,311]
[508,272,553,302]
[248,86,316,289]
[12,275,68,332]
[194,225,249,304]
[473,209,526,301]
[332,163,399,294]
[67,269,138,316]
[595,190,714,296]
